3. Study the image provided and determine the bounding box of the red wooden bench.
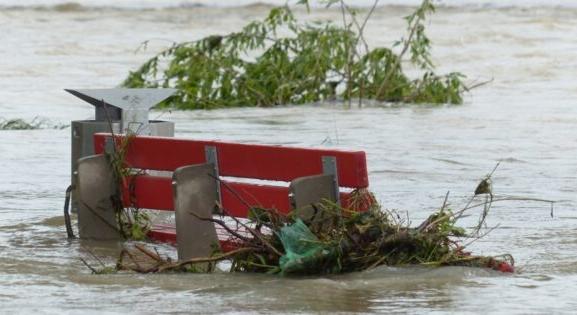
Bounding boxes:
[76,133,370,261]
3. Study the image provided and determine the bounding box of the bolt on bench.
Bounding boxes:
[76,133,370,261]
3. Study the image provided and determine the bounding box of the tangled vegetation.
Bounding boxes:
[77,135,558,276]
[109,135,152,241]
[91,159,521,275]
[123,0,468,109]
[82,135,520,276]
[114,191,515,275]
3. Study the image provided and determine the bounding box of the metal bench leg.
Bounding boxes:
[289,156,340,226]
[173,164,220,265]
[76,154,121,240]
[289,174,338,222]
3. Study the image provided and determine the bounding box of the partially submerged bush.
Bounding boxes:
[123,0,468,109]
[0,117,67,130]
[0,118,43,130]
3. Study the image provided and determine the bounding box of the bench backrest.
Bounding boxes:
[93,133,370,217]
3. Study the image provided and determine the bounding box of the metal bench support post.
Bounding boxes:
[173,163,220,266]
[204,145,222,214]
[289,156,340,223]
[322,156,340,206]
[76,154,121,240]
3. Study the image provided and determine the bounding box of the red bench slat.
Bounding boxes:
[94,134,369,188]
[147,224,177,245]
[121,175,365,217]
[221,181,290,217]
[121,176,291,215]
[148,225,241,252]
[122,176,174,211]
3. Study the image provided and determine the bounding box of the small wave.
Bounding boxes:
[500,157,529,164]
[431,158,468,166]
[0,1,205,12]
[52,2,83,12]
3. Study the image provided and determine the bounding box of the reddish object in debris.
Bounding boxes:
[486,258,515,273]
[496,262,515,273]
[120,174,368,217]
[147,224,177,245]
[148,225,243,253]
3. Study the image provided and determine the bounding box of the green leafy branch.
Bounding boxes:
[123,1,470,109]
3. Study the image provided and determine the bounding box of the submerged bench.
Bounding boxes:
[76,133,370,261]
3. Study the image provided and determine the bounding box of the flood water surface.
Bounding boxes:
[1,2,577,314]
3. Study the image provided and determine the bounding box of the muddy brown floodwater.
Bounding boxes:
[1,2,577,314]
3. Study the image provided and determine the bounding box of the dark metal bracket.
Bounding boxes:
[322,156,340,206]
[204,145,222,214]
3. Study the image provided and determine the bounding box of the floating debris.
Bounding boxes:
[0,117,68,130]
[110,187,518,276]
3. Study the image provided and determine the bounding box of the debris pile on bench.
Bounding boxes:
[115,191,515,275]
[76,133,517,275]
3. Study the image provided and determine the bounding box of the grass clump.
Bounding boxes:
[0,117,67,130]
[0,118,42,130]
[107,133,152,241]
[122,0,469,109]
